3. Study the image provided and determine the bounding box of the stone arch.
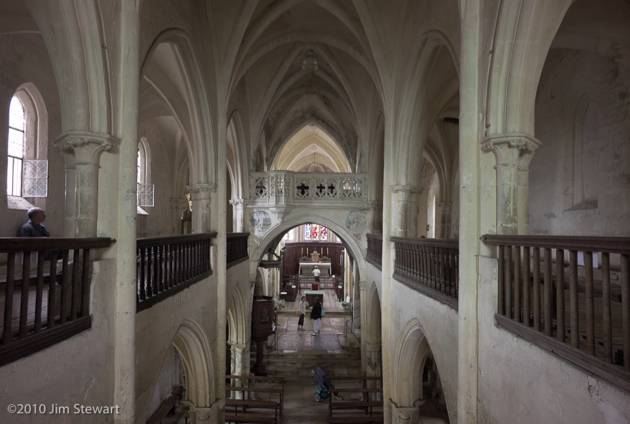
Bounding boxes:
[396,32,460,187]
[366,282,382,344]
[227,286,249,346]
[171,320,215,407]
[24,1,110,135]
[485,0,573,137]
[140,28,215,185]
[251,214,366,282]
[392,319,431,407]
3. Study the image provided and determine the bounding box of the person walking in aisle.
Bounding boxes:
[310,297,322,336]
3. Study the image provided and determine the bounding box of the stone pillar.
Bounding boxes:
[187,184,214,233]
[438,201,452,239]
[55,132,117,237]
[185,404,220,424]
[229,342,249,399]
[229,198,247,232]
[62,152,76,237]
[391,405,419,424]
[367,200,383,233]
[391,186,422,237]
[482,135,539,235]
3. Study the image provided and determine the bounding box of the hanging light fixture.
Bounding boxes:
[302,49,318,72]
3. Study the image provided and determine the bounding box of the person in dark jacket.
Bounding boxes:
[17,208,50,237]
[310,297,322,336]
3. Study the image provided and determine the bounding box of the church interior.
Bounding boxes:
[0,0,629,423]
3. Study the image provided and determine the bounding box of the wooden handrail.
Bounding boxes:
[227,232,249,268]
[391,237,459,308]
[0,237,114,366]
[480,235,630,254]
[0,237,113,252]
[136,233,216,312]
[481,234,630,392]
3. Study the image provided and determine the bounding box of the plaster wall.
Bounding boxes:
[135,274,219,423]
[367,261,458,423]
[147,345,182,415]
[531,48,630,237]
[0,33,64,237]
[0,259,118,424]
[477,256,630,424]
[389,278,459,423]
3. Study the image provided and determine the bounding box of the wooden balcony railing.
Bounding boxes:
[481,235,630,392]
[227,233,249,269]
[136,233,216,312]
[366,234,382,269]
[0,237,114,366]
[391,237,459,309]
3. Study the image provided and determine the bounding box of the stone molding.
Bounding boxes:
[390,185,422,195]
[186,183,216,200]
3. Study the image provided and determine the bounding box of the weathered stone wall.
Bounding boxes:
[477,256,630,423]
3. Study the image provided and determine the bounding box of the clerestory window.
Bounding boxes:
[137,137,154,209]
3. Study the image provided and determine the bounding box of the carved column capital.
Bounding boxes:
[481,133,541,170]
[186,183,216,200]
[229,198,247,207]
[55,131,120,165]
[390,185,423,196]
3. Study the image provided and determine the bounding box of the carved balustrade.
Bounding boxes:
[366,234,383,270]
[391,237,459,309]
[249,171,368,206]
[136,232,216,312]
[227,233,249,268]
[0,237,114,365]
[481,234,630,392]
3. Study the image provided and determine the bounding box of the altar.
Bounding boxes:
[304,290,325,306]
[299,262,331,276]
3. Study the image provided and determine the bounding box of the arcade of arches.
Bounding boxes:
[0,0,629,423]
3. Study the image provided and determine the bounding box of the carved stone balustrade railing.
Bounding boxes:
[391,237,459,309]
[227,233,249,269]
[481,234,630,392]
[0,237,114,366]
[136,232,216,312]
[366,234,383,270]
[249,171,368,207]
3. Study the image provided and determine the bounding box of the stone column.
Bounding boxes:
[367,200,383,233]
[482,135,539,235]
[185,404,220,424]
[391,186,422,237]
[62,152,76,237]
[55,132,117,237]
[391,405,419,424]
[229,342,249,399]
[438,201,452,239]
[229,198,247,232]
[186,184,215,233]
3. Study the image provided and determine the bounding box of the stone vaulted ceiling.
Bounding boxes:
[227,0,382,173]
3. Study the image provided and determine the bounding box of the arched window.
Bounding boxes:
[137,137,154,208]
[6,88,48,202]
[7,97,25,196]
